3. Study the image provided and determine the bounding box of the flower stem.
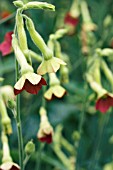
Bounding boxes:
[88,113,110,170]
[15,59,24,170]
[75,84,87,169]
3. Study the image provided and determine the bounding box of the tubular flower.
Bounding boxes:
[96,93,113,113]
[0,32,13,56]
[0,132,20,170]
[37,57,66,75]
[37,107,53,144]
[44,73,66,100]
[23,15,66,75]
[12,34,47,95]
[14,72,47,95]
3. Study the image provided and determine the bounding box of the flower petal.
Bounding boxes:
[37,60,47,75]
[96,95,113,113]
[38,134,52,144]
[44,88,53,100]
[53,85,66,98]
[23,79,42,94]
[14,76,26,95]
[54,57,66,66]
[25,73,41,85]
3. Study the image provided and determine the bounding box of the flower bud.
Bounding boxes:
[13,0,24,8]
[23,2,55,11]
[24,15,53,60]
[16,9,31,64]
[25,140,35,156]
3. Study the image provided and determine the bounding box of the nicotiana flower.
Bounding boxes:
[96,93,113,113]
[0,132,20,170]
[0,162,20,170]
[37,107,53,144]
[12,34,47,95]
[37,56,66,75]
[0,32,13,56]
[44,73,66,100]
[14,72,47,95]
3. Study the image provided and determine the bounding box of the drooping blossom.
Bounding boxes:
[37,107,53,144]
[0,132,20,170]
[37,57,66,75]
[44,84,66,100]
[96,93,113,113]
[44,73,66,100]
[14,72,47,95]
[0,32,13,56]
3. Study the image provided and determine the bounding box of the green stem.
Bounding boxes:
[23,155,31,169]
[75,84,87,169]
[15,60,24,170]
[29,50,42,62]
[88,113,110,170]
[35,143,45,170]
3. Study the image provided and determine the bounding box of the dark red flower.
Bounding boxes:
[64,13,79,26]
[38,133,52,144]
[96,94,113,113]
[0,32,13,56]
[14,73,47,95]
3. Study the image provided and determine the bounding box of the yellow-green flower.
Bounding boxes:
[44,73,66,100]
[37,57,66,75]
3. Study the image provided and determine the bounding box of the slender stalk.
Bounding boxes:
[75,84,87,170]
[88,113,110,170]
[15,59,24,170]
[35,143,45,170]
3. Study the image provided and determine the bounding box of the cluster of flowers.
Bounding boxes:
[0,0,74,146]
[11,1,68,144]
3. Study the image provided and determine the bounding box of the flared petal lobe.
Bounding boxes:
[37,57,66,75]
[14,73,47,95]
[96,95,113,113]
